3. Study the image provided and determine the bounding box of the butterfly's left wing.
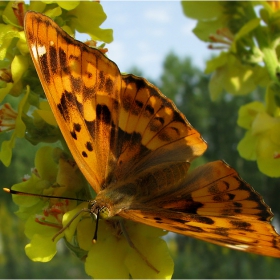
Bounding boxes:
[119,160,280,258]
[24,11,123,192]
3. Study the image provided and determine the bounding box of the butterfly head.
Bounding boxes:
[88,200,111,220]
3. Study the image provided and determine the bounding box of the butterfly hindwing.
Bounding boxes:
[119,161,280,258]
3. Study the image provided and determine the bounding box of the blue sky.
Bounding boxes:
[92,1,219,80]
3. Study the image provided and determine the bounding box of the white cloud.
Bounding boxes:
[144,7,171,23]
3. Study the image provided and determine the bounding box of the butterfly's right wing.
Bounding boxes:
[111,74,207,183]
[119,160,280,258]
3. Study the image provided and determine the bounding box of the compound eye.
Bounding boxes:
[99,206,110,219]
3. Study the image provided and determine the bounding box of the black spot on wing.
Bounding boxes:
[171,108,186,125]
[26,29,34,42]
[213,192,236,202]
[230,220,254,231]
[57,90,78,122]
[195,216,214,225]
[145,104,154,116]
[221,208,242,215]
[56,26,74,45]
[86,141,93,151]
[214,227,229,237]
[71,76,82,92]
[71,131,77,140]
[105,78,114,95]
[155,116,164,125]
[59,47,70,74]
[186,225,204,233]
[135,99,143,109]
[96,104,111,125]
[131,99,144,116]
[74,123,81,132]
[85,120,95,137]
[87,72,92,79]
[39,53,51,84]
[234,177,272,221]
[233,202,242,208]
[83,86,95,101]
[49,45,58,74]
[98,71,105,90]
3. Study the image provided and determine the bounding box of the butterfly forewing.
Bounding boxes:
[25,12,123,192]
[24,11,280,259]
[114,74,207,181]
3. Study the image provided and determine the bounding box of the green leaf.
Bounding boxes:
[63,202,88,243]
[55,1,80,10]
[266,82,280,116]
[0,89,28,166]
[124,223,174,279]
[237,130,257,160]
[205,52,228,74]
[181,1,223,20]
[252,111,279,135]
[0,136,15,167]
[10,55,29,97]
[181,1,225,42]
[0,24,20,60]
[192,17,223,42]
[25,233,58,262]
[237,101,265,129]
[209,67,225,100]
[28,1,46,13]
[68,2,113,43]
[232,18,260,52]
[34,146,58,182]
[44,6,62,19]
[224,59,255,95]
[256,129,280,177]
[82,220,173,278]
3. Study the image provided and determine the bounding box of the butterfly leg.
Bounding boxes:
[119,220,160,274]
[52,208,91,241]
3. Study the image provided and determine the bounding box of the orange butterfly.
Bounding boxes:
[24,11,280,259]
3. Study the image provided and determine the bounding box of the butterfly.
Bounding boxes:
[24,11,280,259]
